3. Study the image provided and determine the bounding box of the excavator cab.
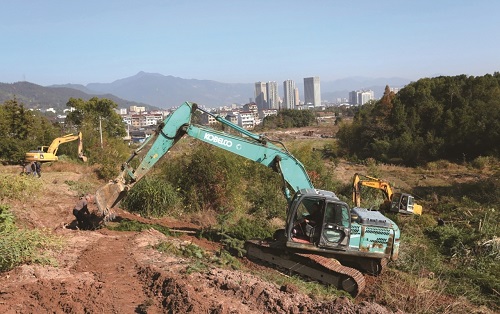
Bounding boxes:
[390,192,422,215]
[287,190,351,249]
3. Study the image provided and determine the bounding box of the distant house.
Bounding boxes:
[201,112,218,125]
[225,113,238,125]
[129,130,149,143]
[259,109,277,120]
[238,111,255,129]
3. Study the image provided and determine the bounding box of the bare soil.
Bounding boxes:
[0,165,403,314]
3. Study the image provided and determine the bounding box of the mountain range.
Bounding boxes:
[1,72,412,111]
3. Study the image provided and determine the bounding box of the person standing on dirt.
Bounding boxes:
[73,194,93,230]
[30,161,37,177]
[35,161,42,178]
[23,162,32,175]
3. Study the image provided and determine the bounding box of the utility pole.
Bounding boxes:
[99,116,103,148]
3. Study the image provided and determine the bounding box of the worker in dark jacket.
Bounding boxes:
[35,161,42,178]
[73,194,93,230]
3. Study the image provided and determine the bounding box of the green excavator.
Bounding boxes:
[94,101,401,297]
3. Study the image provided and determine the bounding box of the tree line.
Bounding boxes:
[337,73,500,165]
[3,73,500,168]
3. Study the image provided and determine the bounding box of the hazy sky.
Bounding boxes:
[2,0,499,86]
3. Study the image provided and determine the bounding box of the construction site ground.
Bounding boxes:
[0,162,407,314]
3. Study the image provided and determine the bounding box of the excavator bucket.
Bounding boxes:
[94,180,128,222]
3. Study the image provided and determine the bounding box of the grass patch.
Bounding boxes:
[0,174,43,201]
[156,239,241,271]
[0,205,64,271]
[251,267,351,301]
[64,179,95,196]
[120,177,182,218]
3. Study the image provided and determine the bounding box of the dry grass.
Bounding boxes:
[365,269,494,314]
[42,160,97,174]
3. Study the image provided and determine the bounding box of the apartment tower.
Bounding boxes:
[266,81,279,110]
[304,76,321,107]
[254,82,267,110]
[283,79,297,110]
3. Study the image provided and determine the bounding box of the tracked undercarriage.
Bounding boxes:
[245,240,383,297]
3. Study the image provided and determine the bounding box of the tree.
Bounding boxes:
[65,97,129,177]
[66,97,126,138]
[0,98,59,163]
[261,109,316,129]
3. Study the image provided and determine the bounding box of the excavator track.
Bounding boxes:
[245,240,366,297]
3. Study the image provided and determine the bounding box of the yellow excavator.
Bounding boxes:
[352,173,422,215]
[25,132,87,162]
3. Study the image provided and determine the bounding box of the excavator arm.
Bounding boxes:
[352,173,393,207]
[95,102,313,217]
[46,133,80,155]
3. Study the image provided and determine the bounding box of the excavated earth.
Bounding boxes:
[0,167,404,314]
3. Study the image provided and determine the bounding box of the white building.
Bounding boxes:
[122,113,163,127]
[117,108,128,115]
[349,90,374,105]
[259,109,278,120]
[225,113,239,125]
[238,111,255,129]
[266,81,279,110]
[304,76,321,108]
[201,113,218,125]
[129,106,146,113]
[283,79,298,110]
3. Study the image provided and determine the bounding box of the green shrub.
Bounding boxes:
[0,205,63,271]
[121,177,182,218]
[90,138,130,180]
[470,156,492,170]
[223,216,274,241]
[64,179,95,196]
[0,174,42,201]
[0,204,15,232]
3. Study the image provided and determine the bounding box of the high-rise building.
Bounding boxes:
[349,90,374,105]
[304,76,321,107]
[254,82,267,110]
[283,79,297,110]
[266,81,279,110]
[294,88,300,106]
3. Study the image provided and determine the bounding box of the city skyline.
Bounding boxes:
[2,1,499,87]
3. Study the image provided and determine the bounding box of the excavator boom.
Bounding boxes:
[96,102,313,216]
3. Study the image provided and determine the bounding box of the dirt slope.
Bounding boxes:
[0,167,401,314]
